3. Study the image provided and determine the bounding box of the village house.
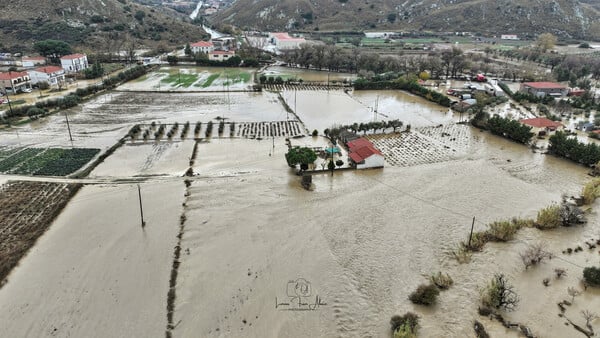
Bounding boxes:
[500,34,519,40]
[347,138,384,169]
[269,32,306,50]
[28,66,65,88]
[60,53,89,73]
[190,41,214,54]
[519,82,568,97]
[520,117,563,135]
[0,71,32,93]
[21,56,46,68]
[208,50,235,62]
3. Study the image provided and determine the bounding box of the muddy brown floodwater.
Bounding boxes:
[0,71,599,338]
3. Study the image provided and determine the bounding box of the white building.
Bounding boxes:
[60,53,89,73]
[190,41,214,54]
[269,32,306,50]
[208,50,235,62]
[22,56,46,68]
[347,138,384,169]
[28,66,66,88]
[500,34,519,40]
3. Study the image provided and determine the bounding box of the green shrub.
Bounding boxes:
[481,274,519,311]
[408,283,439,305]
[582,178,600,205]
[535,204,562,229]
[583,266,600,286]
[487,220,520,242]
[390,312,419,338]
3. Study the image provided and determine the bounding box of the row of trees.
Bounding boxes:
[486,115,534,144]
[549,131,600,166]
[325,119,406,140]
[354,75,451,107]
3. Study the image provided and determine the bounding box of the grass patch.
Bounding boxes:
[161,73,199,88]
[200,73,220,88]
[0,147,99,176]
[582,179,600,205]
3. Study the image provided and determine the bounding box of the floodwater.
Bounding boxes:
[0,67,599,338]
[263,66,356,83]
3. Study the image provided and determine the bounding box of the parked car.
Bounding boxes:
[21,88,32,93]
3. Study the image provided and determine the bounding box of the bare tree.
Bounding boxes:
[568,286,581,303]
[519,243,553,269]
[581,310,598,331]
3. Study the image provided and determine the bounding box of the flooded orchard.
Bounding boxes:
[0,67,598,338]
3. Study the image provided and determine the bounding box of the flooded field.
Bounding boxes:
[0,66,599,338]
[261,66,356,83]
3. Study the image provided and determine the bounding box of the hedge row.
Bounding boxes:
[549,131,600,166]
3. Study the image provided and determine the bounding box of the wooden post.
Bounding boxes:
[468,216,475,248]
[65,112,73,143]
[138,184,146,228]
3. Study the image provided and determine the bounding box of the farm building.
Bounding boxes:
[520,117,563,134]
[190,41,214,54]
[347,138,384,169]
[519,82,568,97]
[269,33,306,50]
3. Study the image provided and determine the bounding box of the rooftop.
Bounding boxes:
[191,41,213,47]
[60,53,86,60]
[0,71,29,80]
[522,82,566,90]
[271,32,306,42]
[32,66,64,74]
[520,117,563,129]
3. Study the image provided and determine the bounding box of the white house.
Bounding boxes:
[60,53,89,73]
[347,138,384,169]
[0,71,32,93]
[191,41,214,54]
[269,32,306,50]
[28,66,65,88]
[500,34,519,40]
[208,50,235,62]
[22,56,46,68]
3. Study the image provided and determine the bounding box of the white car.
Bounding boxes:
[22,88,32,93]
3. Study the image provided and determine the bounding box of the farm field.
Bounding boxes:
[0,181,81,285]
[122,67,255,91]
[0,147,99,176]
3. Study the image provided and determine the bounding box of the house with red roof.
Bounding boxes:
[191,41,214,54]
[269,32,306,50]
[520,117,563,133]
[21,56,46,68]
[519,82,568,97]
[208,50,236,62]
[347,138,384,169]
[28,66,66,88]
[0,71,31,93]
[60,53,89,73]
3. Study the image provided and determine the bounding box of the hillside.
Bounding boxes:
[213,0,600,40]
[0,0,208,53]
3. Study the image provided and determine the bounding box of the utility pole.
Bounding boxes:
[467,216,475,248]
[64,111,73,145]
[137,184,146,228]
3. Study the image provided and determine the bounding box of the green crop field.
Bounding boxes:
[161,73,199,87]
[0,148,100,176]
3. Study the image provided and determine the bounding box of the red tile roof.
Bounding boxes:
[0,71,28,80]
[520,117,563,129]
[522,82,566,90]
[271,32,305,41]
[191,41,213,47]
[347,138,383,163]
[32,66,63,74]
[60,53,86,60]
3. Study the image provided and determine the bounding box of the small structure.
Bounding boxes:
[269,32,306,50]
[520,117,563,134]
[21,56,46,68]
[208,50,235,62]
[0,71,32,93]
[347,138,384,169]
[28,66,65,88]
[190,41,214,54]
[500,34,519,40]
[60,53,89,73]
[519,82,568,97]
[577,122,596,132]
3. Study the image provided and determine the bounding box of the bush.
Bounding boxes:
[312,129,318,136]
[582,179,600,205]
[409,283,439,305]
[390,312,419,338]
[519,243,553,269]
[535,204,562,229]
[487,220,520,242]
[481,274,519,311]
[38,81,50,90]
[583,266,600,286]
[430,272,453,290]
